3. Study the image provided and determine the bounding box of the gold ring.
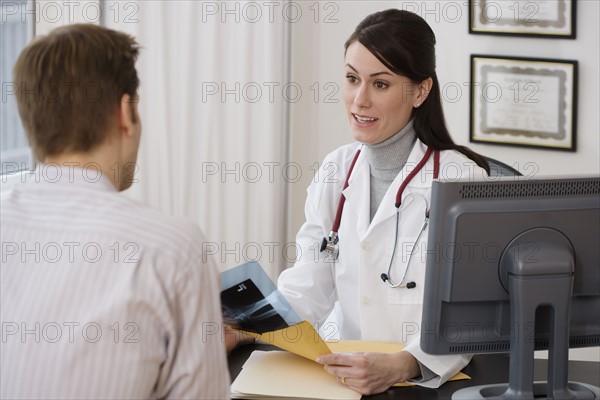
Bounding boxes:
[341,376,347,385]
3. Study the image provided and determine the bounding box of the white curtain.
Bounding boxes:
[105,1,291,278]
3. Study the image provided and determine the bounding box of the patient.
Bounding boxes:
[0,24,229,399]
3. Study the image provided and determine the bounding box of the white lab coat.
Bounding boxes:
[278,138,487,388]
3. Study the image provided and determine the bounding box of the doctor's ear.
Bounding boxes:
[413,77,433,108]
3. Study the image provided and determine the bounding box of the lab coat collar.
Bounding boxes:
[342,139,435,239]
[341,149,370,238]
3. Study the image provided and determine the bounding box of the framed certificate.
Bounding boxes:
[470,55,578,151]
[469,0,576,38]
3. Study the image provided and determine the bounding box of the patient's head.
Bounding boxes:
[13,23,140,161]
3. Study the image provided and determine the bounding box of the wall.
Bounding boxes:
[437,1,599,175]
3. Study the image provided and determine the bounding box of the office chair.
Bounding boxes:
[484,156,522,177]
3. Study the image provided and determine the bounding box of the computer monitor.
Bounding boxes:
[421,175,600,400]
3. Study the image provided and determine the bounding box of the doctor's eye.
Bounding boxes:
[345,74,358,84]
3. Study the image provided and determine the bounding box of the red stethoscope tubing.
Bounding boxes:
[331,148,362,234]
[330,146,440,234]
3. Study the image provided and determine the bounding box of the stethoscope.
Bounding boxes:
[320,146,440,289]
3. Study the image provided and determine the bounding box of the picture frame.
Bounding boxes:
[470,55,578,151]
[469,0,576,39]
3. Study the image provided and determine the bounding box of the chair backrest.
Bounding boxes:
[484,156,522,177]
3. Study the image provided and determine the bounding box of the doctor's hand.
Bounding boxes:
[316,351,420,396]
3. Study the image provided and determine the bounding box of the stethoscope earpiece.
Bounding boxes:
[381,272,416,289]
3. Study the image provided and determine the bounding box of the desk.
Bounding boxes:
[228,344,600,399]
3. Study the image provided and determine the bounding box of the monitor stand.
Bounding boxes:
[453,228,600,400]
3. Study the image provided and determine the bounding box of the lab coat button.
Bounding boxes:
[361,296,371,305]
[361,241,371,251]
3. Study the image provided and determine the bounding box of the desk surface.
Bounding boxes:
[228,344,600,399]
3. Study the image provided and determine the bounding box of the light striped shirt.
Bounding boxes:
[1,166,230,399]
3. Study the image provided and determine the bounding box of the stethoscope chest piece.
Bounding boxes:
[321,231,340,260]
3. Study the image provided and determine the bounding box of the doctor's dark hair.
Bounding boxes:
[345,9,489,174]
[13,23,140,161]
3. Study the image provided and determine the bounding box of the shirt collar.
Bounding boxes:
[24,164,117,192]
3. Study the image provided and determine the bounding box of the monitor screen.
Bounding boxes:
[421,175,600,399]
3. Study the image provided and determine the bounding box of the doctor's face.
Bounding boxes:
[343,41,420,145]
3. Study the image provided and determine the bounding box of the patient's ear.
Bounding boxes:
[118,94,137,138]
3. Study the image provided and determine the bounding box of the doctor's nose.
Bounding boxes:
[354,85,371,108]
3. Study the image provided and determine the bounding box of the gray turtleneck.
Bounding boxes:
[364,119,417,221]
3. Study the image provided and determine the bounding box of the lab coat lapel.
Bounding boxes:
[341,153,371,239]
[366,140,432,234]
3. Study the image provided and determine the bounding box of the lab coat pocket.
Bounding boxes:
[385,235,426,305]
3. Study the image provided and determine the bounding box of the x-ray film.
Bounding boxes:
[220,261,301,334]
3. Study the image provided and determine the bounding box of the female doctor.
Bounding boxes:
[277,9,490,396]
